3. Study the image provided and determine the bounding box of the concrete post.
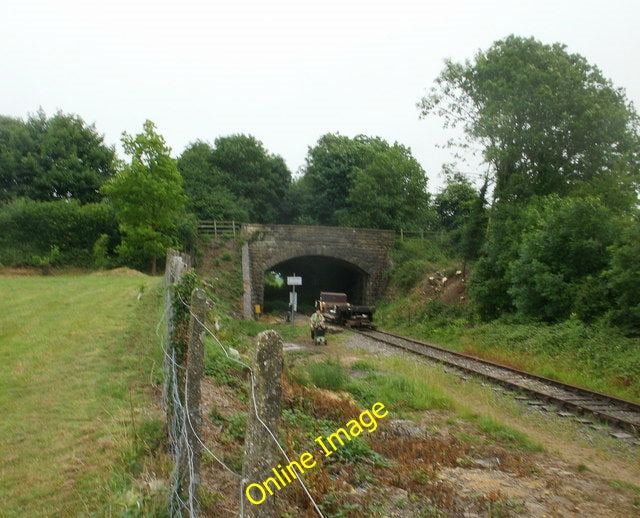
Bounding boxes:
[242,242,253,320]
[181,287,207,514]
[242,330,284,517]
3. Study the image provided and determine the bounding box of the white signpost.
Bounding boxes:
[286,275,302,326]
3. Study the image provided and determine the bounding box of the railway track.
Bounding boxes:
[358,329,640,439]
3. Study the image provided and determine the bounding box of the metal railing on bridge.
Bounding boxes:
[197,220,450,243]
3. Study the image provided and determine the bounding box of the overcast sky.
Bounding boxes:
[2,0,639,191]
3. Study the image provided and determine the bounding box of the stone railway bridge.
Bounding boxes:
[240,224,395,319]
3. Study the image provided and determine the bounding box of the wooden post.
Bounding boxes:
[242,330,284,517]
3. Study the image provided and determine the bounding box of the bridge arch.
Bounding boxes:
[241,224,394,318]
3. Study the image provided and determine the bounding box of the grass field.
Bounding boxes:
[0,271,164,516]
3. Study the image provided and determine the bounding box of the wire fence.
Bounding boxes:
[161,249,325,517]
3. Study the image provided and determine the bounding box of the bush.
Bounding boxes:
[605,223,640,332]
[507,197,617,322]
[0,199,119,267]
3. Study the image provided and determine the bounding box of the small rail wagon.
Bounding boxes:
[316,291,376,329]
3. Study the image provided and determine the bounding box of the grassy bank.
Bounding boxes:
[376,292,640,404]
[373,237,640,403]
[0,271,166,516]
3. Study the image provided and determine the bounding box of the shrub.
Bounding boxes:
[0,199,119,267]
[308,359,346,390]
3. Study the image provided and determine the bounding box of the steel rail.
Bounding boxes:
[358,329,640,437]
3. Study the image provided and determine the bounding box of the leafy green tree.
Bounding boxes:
[209,135,291,223]
[469,202,532,319]
[433,172,479,232]
[507,197,618,322]
[419,35,640,208]
[457,177,489,267]
[0,110,116,203]
[0,116,32,202]
[338,145,431,230]
[604,221,640,331]
[177,141,250,221]
[178,135,290,223]
[102,120,186,274]
[298,134,389,225]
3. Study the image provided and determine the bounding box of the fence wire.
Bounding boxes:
[160,279,324,517]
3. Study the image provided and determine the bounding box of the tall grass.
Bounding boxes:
[377,298,640,402]
[0,273,164,516]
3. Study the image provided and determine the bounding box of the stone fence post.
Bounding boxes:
[180,287,207,514]
[241,330,284,517]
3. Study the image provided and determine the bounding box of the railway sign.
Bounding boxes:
[287,275,302,327]
[287,276,302,286]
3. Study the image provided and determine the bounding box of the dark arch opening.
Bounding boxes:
[263,255,369,313]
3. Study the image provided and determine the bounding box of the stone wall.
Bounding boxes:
[241,224,394,318]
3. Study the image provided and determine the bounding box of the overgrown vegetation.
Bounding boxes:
[378,237,640,402]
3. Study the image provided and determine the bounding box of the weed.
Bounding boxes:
[332,436,375,463]
[410,469,434,485]
[345,380,378,407]
[455,432,483,445]
[209,406,226,426]
[349,371,452,412]
[282,408,339,441]
[350,359,376,372]
[415,503,448,517]
[474,416,544,452]
[308,359,346,390]
[354,465,375,485]
[224,451,244,473]
[609,480,640,493]
[320,491,360,518]
[204,337,247,390]
[225,411,248,441]
[199,488,224,510]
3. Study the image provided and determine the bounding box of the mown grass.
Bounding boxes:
[0,272,165,516]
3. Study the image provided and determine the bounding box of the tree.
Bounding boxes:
[419,35,640,208]
[209,135,291,223]
[178,135,291,223]
[433,172,479,232]
[604,221,640,331]
[0,116,32,202]
[468,202,530,319]
[298,134,389,225]
[507,197,619,322]
[338,145,431,230]
[0,110,116,203]
[102,120,186,274]
[178,141,250,221]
